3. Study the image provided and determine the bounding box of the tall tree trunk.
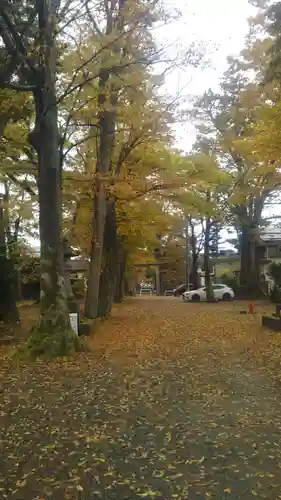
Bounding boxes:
[0,198,19,333]
[2,185,19,322]
[204,212,215,302]
[97,199,118,317]
[4,181,25,302]
[189,219,200,289]
[36,91,70,332]
[190,246,200,289]
[239,224,259,297]
[126,272,136,296]
[84,178,107,318]
[84,72,116,318]
[240,225,250,290]
[27,0,79,356]
[115,240,125,303]
[239,194,265,298]
[84,1,125,318]
[124,276,129,296]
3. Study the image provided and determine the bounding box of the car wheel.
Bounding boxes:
[222,292,231,301]
[192,294,200,301]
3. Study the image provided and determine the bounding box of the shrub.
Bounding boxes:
[268,262,281,286]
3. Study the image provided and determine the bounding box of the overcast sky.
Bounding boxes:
[156,0,264,243]
[158,0,256,150]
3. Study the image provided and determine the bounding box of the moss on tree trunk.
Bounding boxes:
[25,1,80,357]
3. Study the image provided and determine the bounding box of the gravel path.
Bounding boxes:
[1,298,281,499]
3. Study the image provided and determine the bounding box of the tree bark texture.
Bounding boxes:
[0,198,19,331]
[84,1,124,318]
[238,195,265,298]
[32,0,70,333]
[204,213,215,303]
[239,225,260,297]
[84,89,116,318]
[97,199,118,317]
[84,178,107,318]
[190,248,200,289]
[188,219,201,289]
[114,240,125,303]
[1,189,19,320]
[0,1,80,355]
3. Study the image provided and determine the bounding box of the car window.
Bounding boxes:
[213,285,225,290]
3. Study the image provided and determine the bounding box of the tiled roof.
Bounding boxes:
[259,227,281,242]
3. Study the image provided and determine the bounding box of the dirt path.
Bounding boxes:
[1,298,281,499]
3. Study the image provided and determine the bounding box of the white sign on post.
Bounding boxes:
[69,313,78,335]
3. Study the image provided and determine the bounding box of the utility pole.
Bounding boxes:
[185,218,190,289]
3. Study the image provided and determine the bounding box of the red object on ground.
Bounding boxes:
[249,303,255,314]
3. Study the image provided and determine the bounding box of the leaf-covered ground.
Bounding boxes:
[1,298,281,499]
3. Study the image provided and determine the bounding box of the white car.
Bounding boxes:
[182,284,234,302]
